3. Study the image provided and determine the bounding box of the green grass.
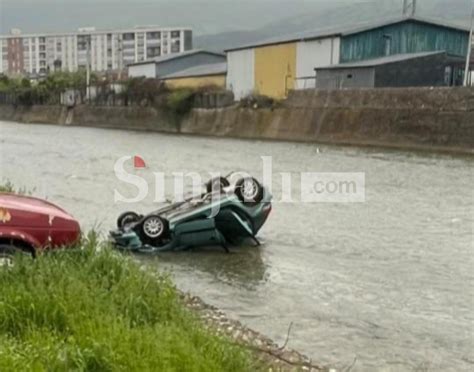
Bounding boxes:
[0,180,15,193]
[0,233,257,372]
[0,180,33,195]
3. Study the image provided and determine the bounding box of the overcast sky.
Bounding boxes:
[0,0,471,35]
[0,0,372,34]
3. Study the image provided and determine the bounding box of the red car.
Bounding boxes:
[0,193,80,264]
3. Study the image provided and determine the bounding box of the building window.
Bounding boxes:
[123,33,135,41]
[171,31,181,38]
[171,40,180,53]
[147,31,161,40]
[147,46,161,57]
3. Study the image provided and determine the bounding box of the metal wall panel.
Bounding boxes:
[296,37,340,89]
[128,62,156,78]
[226,49,255,100]
[341,20,469,63]
[316,67,375,89]
[156,53,225,77]
[254,43,296,99]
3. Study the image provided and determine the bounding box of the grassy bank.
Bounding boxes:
[0,233,258,371]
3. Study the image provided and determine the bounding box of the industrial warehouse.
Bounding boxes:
[225,15,472,99]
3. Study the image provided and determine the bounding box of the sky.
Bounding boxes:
[0,0,371,35]
[0,0,471,36]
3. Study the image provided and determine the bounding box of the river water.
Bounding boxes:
[0,121,473,371]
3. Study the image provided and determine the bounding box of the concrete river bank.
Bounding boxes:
[0,121,473,371]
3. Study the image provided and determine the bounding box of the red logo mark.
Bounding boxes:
[134,156,146,169]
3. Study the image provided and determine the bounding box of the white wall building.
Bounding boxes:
[226,49,255,100]
[295,37,340,89]
[225,29,341,100]
[0,26,192,76]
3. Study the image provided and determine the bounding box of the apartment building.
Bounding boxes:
[0,26,193,76]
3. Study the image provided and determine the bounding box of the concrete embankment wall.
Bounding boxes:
[181,88,474,153]
[0,87,473,154]
[0,104,68,125]
[71,106,179,133]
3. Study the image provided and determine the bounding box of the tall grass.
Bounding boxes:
[0,233,257,371]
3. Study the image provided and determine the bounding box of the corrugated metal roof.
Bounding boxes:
[128,49,225,66]
[161,62,227,79]
[225,15,469,52]
[315,51,446,70]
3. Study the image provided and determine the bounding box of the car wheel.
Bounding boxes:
[141,215,170,243]
[206,177,230,193]
[117,211,141,229]
[0,244,30,268]
[235,177,264,204]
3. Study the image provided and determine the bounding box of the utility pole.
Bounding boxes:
[464,2,474,87]
[86,35,91,102]
[118,36,123,81]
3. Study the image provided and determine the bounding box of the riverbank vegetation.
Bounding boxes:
[0,72,97,105]
[0,233,259,371]
[0,72,228,115]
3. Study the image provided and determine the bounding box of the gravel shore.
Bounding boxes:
[182,293,329,371]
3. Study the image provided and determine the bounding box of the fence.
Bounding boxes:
[0,90,61,106]
[0,85,236,110]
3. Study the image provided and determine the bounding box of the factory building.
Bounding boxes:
[161,63,227,89]
[314,51,467,89]
[226,15,470,100]
[127,49,226,80]
[226,31,340,100]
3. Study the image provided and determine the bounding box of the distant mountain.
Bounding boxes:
[195,0,472,52]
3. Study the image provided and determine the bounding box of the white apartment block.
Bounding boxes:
[0,26,193,76]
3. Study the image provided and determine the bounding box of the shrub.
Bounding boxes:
[239,94,277,109]
[166,88,196,116]
[121,77,167,106]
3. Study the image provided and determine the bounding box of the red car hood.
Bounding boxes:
[0,193,76,222]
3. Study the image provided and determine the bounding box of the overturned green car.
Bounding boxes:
[110,176,272,253]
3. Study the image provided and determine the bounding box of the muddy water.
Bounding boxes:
[1,121,473,371]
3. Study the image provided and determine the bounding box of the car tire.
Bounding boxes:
[235,177,264,204]
[206,177,230,194]
[117,211,141,229]
[0,244,30,268]
[140,215,170,244]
